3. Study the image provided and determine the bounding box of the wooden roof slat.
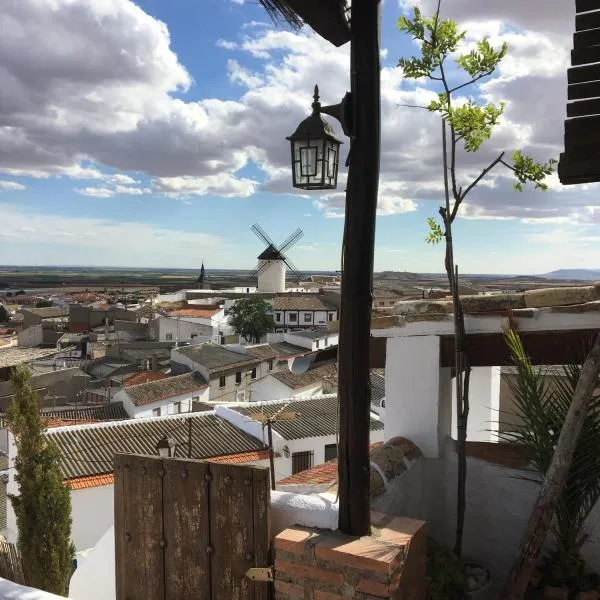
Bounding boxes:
[574,28,600,50]
[577,10,600,31]
[565,113,600,135]
[568,63,600,84]
[567,97,600,117]
[558,153,600,183]
[564,133,600,153]
[577,0,600,14]
[568,80,600,100]
[572,45,600,66]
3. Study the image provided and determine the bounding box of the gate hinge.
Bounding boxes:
[245,567,274,582]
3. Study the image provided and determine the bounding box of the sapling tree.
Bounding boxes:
[397,3,556,557]
[7,366,75,595]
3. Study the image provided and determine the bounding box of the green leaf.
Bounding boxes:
[456,40,508,79]
[426,217,444,244]
[511,151,557,192]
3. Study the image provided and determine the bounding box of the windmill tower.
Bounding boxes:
[251,224,304,293]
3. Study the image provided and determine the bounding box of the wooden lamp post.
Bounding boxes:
[261,0,381,536]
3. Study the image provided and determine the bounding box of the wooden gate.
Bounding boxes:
[114,454,271,600]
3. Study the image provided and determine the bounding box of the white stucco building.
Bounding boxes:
[113,372,209,418]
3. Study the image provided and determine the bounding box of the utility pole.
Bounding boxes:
[266,420,276,491]
[337,0,381,536]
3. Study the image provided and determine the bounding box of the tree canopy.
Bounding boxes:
[7,366,75,595]
[0,304,8,323]
[225,297,275,343]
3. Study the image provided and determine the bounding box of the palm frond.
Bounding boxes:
[257,0,303,28]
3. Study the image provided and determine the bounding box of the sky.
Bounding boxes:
[0,0,596,274]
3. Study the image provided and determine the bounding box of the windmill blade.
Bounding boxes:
[249,262,261,278]
[283,257,305,283]
[256,260,274,276]
[279,229,304,254]
[252,223,276,248]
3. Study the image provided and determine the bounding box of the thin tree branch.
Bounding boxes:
[449,70,495,94]
[500,159,517,173]
[397,103,431,110]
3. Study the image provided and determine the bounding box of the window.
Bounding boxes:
[173,402,181,414]
[289,313,298,323]
[219,375,226,388]
[379,301,385,307]
[166,333,173,341]
[292,450,314,475]
[275,312,282,323]
[267,360,273,371]
[152,408,161,417]
[315,340,319,349]
[250,367,257,380]
[325,444,338,462]
[191,333,197,339]
[328,313,334,322]
[236,371,242,384]
[304,313,312,323]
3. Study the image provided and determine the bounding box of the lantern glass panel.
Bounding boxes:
[326,140,339,181]
[293,138,325,188]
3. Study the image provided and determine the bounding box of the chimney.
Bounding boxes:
[151,352,158,372]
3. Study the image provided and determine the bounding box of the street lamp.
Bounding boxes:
[155,434,176,458]
[286,85,350,190]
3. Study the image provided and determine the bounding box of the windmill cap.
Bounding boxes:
[258,244,285,260]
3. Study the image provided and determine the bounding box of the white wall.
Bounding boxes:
[156,317,214,344]
[451,367,501,442]
[0,577,71,600]
[384,336,452,457]
[70,484,115,551]
[250,375,322,403]
[116,387,209,419]
[258,260,285,293]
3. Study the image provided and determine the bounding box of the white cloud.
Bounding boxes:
[0,203,226,268]
[0,180,25,191]
[153,174,257,198]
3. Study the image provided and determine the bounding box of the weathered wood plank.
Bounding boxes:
[574,27,600,49]
[565,113,600,135]
[572,45,600,66]
[567,97,600,117]
[114,454,127,600]
[577,9,600,31]
[163,459,211,600]
[577,0,600,13]
[115,455,165,600]
[559,153,600,184]
[210,463,255,600]
[568,63,600,84]
[252,467,272,600]
[564,130,600,153]
[568,80,600,100]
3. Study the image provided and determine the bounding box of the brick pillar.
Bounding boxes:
[273,512,426,600]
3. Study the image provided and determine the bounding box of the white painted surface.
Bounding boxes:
[384,336,451,457]
[250,375,322,403]
[0,578,71,599]
[155,316,214,344]
[116,386,209,419]
[69,527,115,600]
[271,491,338,535]
[258,259,285,293]
[451,367,501,442]
[69,484,115,551]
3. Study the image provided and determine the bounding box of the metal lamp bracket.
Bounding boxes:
[320,92,353,137]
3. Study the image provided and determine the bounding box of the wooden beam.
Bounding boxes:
[369,336,386,369]
[338,0,381,537]
[567,97,600,117]
[559,153,600,183]
[568,80,600,100]
[576,9,600,31]
[440,330,600,368]
[565,113,600,134]
[572,45,600,66]
[577,0,600,14]
[574,28,600,49]
[568,63,600,84]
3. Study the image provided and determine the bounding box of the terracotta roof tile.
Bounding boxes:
[123,371,169,387]
[66,473,115,490]
[170,308,221,318]
[207,450,271,464]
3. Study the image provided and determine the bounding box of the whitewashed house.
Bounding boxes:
[271,296,338,332]
[3,412,272,551]
[217,395,384,480]
[113,372,209,418]
[250,361,337,403]
[267,329,338,351]
[151,315,216,345]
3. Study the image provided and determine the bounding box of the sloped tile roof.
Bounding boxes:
[273,296,338,311]
[41,402,129,422]
[245,344,280,360]
[231,395,384,441]
[170,308,221,318]
[370,371,385,408]
[0,347,75,369]
[268,342,309,358]
[22,307,69,318]
[46,412,268,479]
[175,344,260,373]
[123,371,169,387]
[272,361,338,390]
[278,442,383,486]
[124,372,208,406]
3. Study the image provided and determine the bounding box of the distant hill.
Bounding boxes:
[543,269,600,281]
[375,271,424,281]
